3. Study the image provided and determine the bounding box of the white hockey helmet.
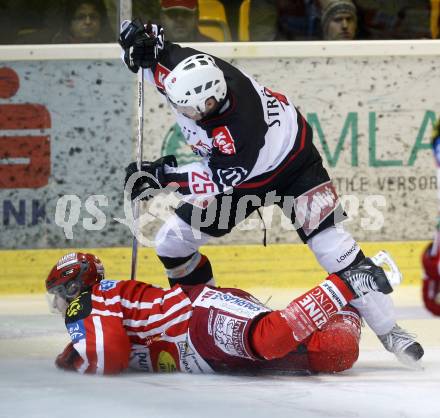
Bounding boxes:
[164,54,227,116]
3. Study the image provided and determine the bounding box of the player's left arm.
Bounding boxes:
[125,123,265,202]
[57,293,131,375]
[163,123,265,198]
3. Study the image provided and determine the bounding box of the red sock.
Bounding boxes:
[250,274,353,360]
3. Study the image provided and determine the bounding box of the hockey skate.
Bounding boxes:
[369,253,424,365]
[378,324,424,366]
[339,250,401,298]
[341,251,424,366]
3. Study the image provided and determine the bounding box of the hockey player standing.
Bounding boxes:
[118,20,424,365]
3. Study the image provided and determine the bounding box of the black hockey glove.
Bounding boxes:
[124,155,178,201]
[118,19,164,73]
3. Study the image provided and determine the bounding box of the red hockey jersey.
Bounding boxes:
[64,279,213,374]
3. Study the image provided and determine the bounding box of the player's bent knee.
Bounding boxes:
[154,221,187,257]
[155,216,211,258]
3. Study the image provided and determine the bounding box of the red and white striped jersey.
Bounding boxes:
[64,279,212,375]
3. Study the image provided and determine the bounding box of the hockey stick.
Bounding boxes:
[130,68,144,280]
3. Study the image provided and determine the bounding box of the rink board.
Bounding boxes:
[1,41,440,251]
[0,240,429,294]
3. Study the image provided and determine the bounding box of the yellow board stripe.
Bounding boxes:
[0,241,429,294]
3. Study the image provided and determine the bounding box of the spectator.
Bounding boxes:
[159,0,216,42]
[354,0,433,39]
[52,0,114,43]
[321,0,357,40]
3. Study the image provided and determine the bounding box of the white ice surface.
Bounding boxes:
[1,288,439,418]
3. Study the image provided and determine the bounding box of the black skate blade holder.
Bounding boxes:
[370,250,402,288]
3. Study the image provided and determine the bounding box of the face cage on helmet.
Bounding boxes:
[46,276,83,316]
[47,276,82,300]
[46,292,68,316]
[168,98,201,118]
[46,260,91,312]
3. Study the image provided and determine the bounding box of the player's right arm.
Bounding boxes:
[58,292,131,375]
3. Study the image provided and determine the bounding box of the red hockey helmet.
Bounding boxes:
[421,243,440,316]
[46,252,104,301]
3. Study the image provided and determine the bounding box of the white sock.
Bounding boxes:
[307,226,360,272]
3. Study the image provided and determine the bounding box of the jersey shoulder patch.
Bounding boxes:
[98,279,118,292]
[65,291,92,324]
[154,63,171,91]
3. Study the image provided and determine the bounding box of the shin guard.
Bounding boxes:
[251,275,353,360]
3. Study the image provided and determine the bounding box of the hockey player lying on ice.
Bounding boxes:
[47,251,402,375]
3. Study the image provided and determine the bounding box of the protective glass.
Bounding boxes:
[46,292,69,316]
[168,98,200,118]
[46,278,81,315]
